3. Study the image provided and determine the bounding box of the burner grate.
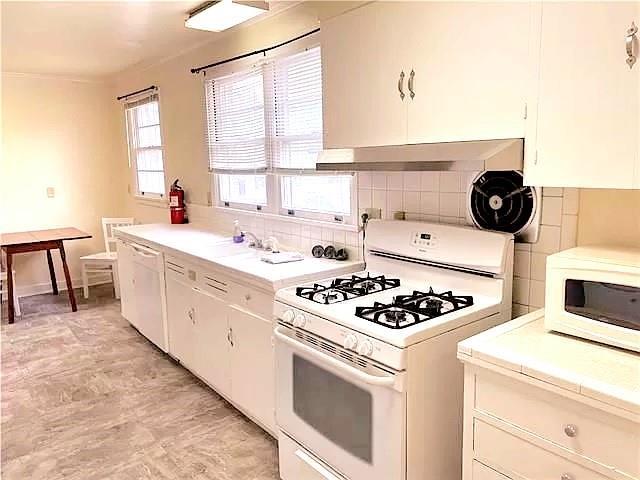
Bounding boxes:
[355,288,474,329]
[296,273,400,304]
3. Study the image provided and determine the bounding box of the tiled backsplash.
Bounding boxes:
[192,172,579,318]
[358,171,479,225]
[512,187,580,317]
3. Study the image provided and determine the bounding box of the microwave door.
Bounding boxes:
[274,326,405,480]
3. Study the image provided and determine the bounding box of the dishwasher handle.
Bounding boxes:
[130,243,159,259]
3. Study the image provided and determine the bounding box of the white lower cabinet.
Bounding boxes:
[166,272,196,370]
[229,305,276,433]
[165,255,276,435]
[461,367,639,480]
[193,287,231,397]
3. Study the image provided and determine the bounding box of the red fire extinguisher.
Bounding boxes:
[169,179,187,224]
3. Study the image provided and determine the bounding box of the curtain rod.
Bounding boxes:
[190,27,320,75]
[116,85,157,101]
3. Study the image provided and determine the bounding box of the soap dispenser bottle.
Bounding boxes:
[232,220,244,243]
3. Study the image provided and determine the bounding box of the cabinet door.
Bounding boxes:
[229,304,276,433]
[322,2,408,148]
[192,287,231,396]
[525,2,640,188]
[165,275,195,368]
[407,2,530,143]
[116,240,136,324]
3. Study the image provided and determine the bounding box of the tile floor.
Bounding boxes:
[1,285,279,479]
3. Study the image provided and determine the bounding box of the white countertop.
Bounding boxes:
[114,223,364,291]
[458,310,640,415]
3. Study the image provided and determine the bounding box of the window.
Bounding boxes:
[205,46,354,223]
[125,93,166,197]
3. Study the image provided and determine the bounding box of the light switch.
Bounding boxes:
[46,187,55,198]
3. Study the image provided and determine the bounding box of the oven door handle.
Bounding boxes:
[274,327,402,391]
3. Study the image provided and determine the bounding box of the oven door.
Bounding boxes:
[274,325,406,480]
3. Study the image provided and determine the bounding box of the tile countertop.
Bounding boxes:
[114,223,364,292]
[458,309,640,417]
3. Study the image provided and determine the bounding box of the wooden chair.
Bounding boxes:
[0,269,20,317]
[80,218,134,299]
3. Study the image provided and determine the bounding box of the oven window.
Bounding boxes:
[293,355,373,463]
[565,280,640,331]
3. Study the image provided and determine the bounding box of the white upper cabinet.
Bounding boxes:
[524,2,640,188]
[406,2,530,144]
[321,2,530,149]
[322,3,408,148]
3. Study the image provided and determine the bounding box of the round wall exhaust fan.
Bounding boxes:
[467,170,540,243]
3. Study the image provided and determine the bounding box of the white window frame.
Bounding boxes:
[124,92,167,199]
[206,41,355,226]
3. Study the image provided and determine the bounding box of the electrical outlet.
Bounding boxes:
[365,208,381,220]
[46,187,55,198]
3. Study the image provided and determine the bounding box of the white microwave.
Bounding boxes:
[545,246,640,353]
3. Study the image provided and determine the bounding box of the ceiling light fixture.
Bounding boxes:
[185,0,269,32]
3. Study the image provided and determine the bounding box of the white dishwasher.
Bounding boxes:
[130,242,168,352]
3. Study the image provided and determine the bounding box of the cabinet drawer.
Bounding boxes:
[229,282,273,318]
[474,420,609,480]
[472,461,511,480]
[279,433,345,480]
[475,371,639,477]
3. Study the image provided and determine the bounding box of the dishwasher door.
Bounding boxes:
[131,243,168,352]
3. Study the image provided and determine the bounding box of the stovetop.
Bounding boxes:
[296,273,401,305]
[276,270,503,348]
[294,272,475,329]
[355,288,474,329]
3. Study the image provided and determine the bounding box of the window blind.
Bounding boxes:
[270,47,323,171]
[206,68,267,172]
[125,93,166,196]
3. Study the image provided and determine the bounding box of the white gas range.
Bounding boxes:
[273,220,514,480]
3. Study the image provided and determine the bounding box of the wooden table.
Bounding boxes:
[1,227,92,324]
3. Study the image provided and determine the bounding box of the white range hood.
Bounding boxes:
[316,138,524,172]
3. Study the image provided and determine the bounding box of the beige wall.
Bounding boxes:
[1,73,126,295]
[110,2,362,223]
[577,189,640,248]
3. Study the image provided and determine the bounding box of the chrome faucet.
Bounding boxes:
[241,232,280,252]
[242,231,263,249]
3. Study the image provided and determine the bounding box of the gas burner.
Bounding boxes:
[296,273,400,304]
[355,288,474,329]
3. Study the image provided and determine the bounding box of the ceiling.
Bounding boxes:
[1,1,244,79]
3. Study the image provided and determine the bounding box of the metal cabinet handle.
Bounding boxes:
[563,424,578,437]
[398,71,406,100]
[626,21,637,69]
[244,293,251,301]
[227,328,234,347]
[408,69,415,99]
[188,308,195,324]
[561,474,574,480]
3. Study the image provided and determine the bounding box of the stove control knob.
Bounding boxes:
[344,334,358,351]
[293,313,307,328]
[282,310,295,324]
[357,340,374,357]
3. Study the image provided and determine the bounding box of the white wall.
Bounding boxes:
[1,73,126,296]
